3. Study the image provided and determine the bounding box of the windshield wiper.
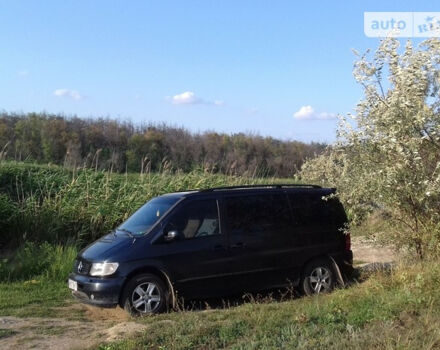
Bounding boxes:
[117,228,134,237]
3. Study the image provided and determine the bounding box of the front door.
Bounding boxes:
[158,198,231,297]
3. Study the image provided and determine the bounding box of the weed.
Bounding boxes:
[0,242,77,282]
[0,328,16,339]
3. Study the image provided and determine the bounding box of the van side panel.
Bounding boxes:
[219,192,301,291]
[286,192,348,270]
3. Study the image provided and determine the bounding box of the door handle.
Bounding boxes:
[230,242,246,249]
[213,244,226,251]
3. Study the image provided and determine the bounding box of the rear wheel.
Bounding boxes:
[122,273,168,315]
[301,259,335,296]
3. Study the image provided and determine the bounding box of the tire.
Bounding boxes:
[121,273,168,316]
[301,258,335,296]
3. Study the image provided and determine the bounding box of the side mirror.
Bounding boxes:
[164,230,179,242]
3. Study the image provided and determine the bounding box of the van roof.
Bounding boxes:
[161,184,335,199]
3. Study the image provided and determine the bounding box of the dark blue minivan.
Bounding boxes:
[68,184,353,315]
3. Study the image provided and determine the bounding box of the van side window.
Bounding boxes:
[165,199,220,239]
[224,194,292,237]
[288,194,346,227]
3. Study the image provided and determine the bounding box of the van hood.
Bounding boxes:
[79,232,138,262]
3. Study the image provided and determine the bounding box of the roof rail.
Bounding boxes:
[200,184,321,192]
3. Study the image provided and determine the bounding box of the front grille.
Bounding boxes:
[74,259,92,275]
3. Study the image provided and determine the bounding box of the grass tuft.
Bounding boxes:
[0,242,77,282]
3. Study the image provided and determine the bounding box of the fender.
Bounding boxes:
[120,260,179,309]
[159,268,178,310]
[327,255,345,287]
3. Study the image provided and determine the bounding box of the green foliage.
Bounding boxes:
[0,193,16,230]
[126,130,167,172]
[0,241,77,317]
[0,242,77,281]
[301,38,440,259]
[0,161,293,248]
[0,112,325,177]
[0,328,16,339]
[0,161,72,201]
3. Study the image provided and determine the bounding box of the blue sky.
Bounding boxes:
[0,1,438,142]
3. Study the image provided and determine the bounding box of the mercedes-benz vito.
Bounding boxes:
[68,184,353,315]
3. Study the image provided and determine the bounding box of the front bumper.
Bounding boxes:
[68,273,125,308]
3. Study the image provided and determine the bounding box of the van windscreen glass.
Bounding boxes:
[118,196,180,235]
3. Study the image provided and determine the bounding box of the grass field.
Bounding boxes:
[0,280,71,318]
[0,243,78,318]
[0,161,293,248]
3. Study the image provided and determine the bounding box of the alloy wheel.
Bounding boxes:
[308,266,331,293]
[131,282,161,313]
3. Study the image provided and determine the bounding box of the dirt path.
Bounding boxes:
[0,238,397,350]
[0,305,149,350]
[351,236,397,266]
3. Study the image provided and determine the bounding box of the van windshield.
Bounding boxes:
[117,196,180,236]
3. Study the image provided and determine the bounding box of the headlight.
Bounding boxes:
[89,262,119,276]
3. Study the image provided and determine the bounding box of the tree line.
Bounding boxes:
[0,112,325,177]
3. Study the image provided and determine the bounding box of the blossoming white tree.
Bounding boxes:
[301,38,440,259]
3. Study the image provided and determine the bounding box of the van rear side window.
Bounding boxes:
[288,194,346,228]
[224,194,292,237]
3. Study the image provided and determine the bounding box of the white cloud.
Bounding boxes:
[18,70,29,77]
[293,105,336,120]
[53,89,83,100]
[294,105,314,119]
[171,91,223,106]
[172,91,199,105]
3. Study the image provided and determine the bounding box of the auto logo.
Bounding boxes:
[78,261,83,273]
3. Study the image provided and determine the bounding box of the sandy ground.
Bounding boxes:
[351,236,397,265]
[0,305,149,350]
[0,238,397,350]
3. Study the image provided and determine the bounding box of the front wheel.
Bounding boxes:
[121,273,168,316]
[301,259,335,296]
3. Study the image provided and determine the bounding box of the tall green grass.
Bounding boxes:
[0,242,77,281]
[0,161,293,248]
[0,242,78,316]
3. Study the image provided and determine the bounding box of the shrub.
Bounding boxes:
[301,38,440,259]
[0,242,77,281]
